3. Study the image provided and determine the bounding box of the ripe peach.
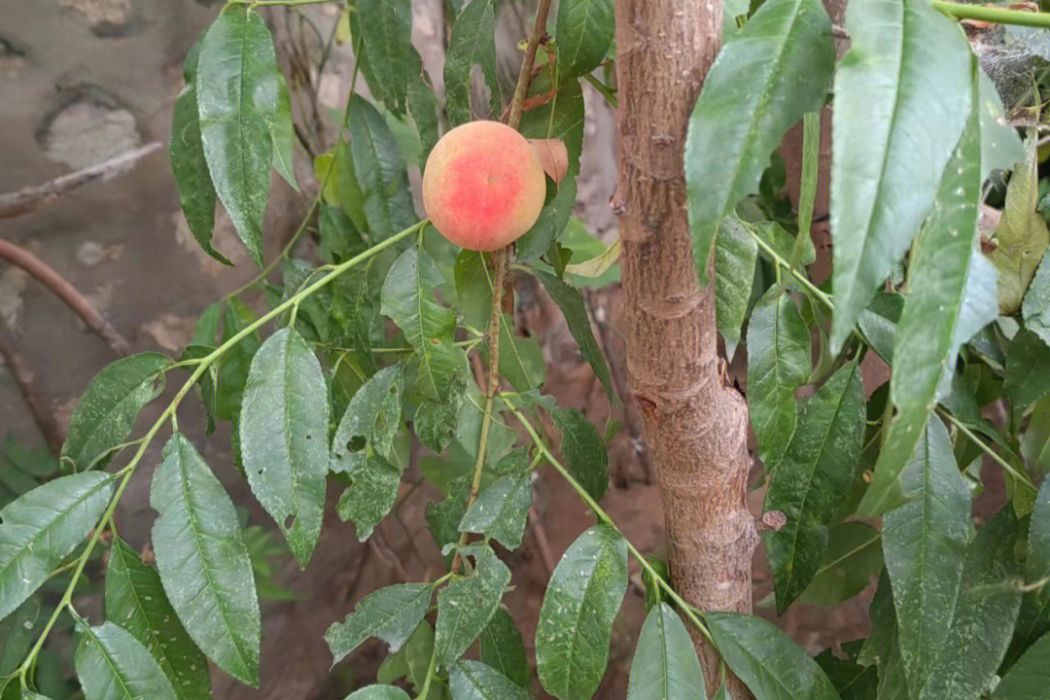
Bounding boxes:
[422,121,547,252]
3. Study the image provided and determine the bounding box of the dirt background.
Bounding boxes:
[1,1,871,698]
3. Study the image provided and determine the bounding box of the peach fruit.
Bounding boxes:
[422,121,547,251]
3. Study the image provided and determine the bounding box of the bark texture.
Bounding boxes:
[614,0,758,691]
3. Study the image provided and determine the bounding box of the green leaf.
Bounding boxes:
[381,247,465,399]
[347,96,417,238]
[829,0,973,352]
[551,407,609,502]
[272,72,298,192]
[995,630,1050,699]
[478,608,529,689]
[715,217,759,360]
[764,361,866,612]
[170,83,225,264]
[626,603,705,700]
[61,353,169,472]
[1023,252,1050,348]
[435,545,511,668]
[214,298,262,421]
[1004,329,1050,409]
[74,621,177,700]
[345,686,411,700]
[814,644,878,700]
[518,80,585,260]
[240,328,330,567]
[458,472,532,550]
[536,524,628,700]
[0,472,113,621]
[1022,397,1050,473]
[859,79,995,516]
[443,0,500,126]
[150,434,260,686]
[799,521,882,607]
[448,660,527,700]
[354,0,411,116]
[407,55,440,163]
[685,0,833,284]
[881,419,973,696]
[1008,479,1050,666]
[916,511,1023,698]
[336,455,403,541]
[706,612,839,699]
[497,319,547,393]
[105,538,211,700]
[453,250,493,332]
[0,597,39,675]
[332,365,404,474]
[197,4,280,266]
[555,0,614,80]
[531,268,615,400]
[991,138,1050,315]
[746,291,811,472]
[326,583,433,664]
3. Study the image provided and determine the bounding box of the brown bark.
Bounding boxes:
[614,0,757,692]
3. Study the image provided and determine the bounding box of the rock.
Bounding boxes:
[38,87,141,169]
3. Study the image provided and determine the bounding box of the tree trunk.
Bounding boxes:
[614,0,757,693]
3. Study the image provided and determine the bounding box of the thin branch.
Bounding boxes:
[0,239,131,356]
[0,327,65,454]
[931,0,1050,27]
[0,143,160,221]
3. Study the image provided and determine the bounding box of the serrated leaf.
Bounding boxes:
[105,538,211,700]
[331,365,404,474]
[746,291,811,472]
[197,4,279,266]
[626,603,705,700]
[151,434,260,686]
[995,630,1050,699]
[715,217,758,360]
[531,268,614,400]
[706,612,839,699]
[0,472,113,621]
[478,608,528,689]
[345,686,411,700]
[458,472,532,550]
[240,328,330,567]
[555,0,614,80]
[354,0,411,116]
[859,79,996,516]
[915,511,1023,698]
[170,84,225,264]
[536,524,627,700]
[381,247,464,399]
[1022,252,1050,348]
[991,138,1050,314]
[829,0,973,351]
[449,660,529,700]
[799,521,882,607]
[347,96,417,238]
[882,419,974,696]
[74,621,177,700]
[765,361,865,611]
[1004,329,1050,409]
[336,455,402,541]
[443,0,500,126]
[435,545,511,668]
[326,583,433,664]
[551,407,609,502]
[272,72,298,192]
[686,0,833,284]
[61,353,169,472]
[517,80,585,260]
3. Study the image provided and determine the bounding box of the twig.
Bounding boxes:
[931,0,1050,27]
[0,239,131,356]
[0,327,65,454]
[0,143,160,221]
[506,0,554,130]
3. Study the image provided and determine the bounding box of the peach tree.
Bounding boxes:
[2,0,1050,698]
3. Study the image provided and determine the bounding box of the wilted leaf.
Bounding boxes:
[529,138,569,184]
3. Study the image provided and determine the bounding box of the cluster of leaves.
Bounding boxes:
[688,0,1050,696]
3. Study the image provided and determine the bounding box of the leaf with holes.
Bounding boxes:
[336,455,403,541]
[240,327,330,567]
[331,365,404,474]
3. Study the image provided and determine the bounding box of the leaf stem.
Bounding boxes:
[503,397,715,644]
[937,407,1038,493]
[418,642,440,700]
[930,1,1050,28]
[16,219,427,683]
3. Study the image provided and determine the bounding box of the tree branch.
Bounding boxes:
[0,142,161,221]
